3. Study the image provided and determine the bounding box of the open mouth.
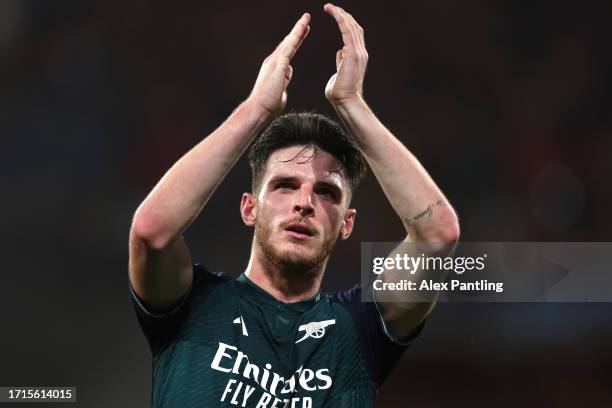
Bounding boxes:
[285,223,314,238]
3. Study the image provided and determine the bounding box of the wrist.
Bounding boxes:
[243,97,281,122]
[330,95,370,119]
[330,94,367,111]
[239,98,277,130]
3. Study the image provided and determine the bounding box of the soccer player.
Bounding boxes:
[128,3,459,407]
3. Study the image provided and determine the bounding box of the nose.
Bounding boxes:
[293,186,314,216]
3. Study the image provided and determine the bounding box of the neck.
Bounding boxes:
[244,243,326,303]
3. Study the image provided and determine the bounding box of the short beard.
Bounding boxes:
[255,221,338,279]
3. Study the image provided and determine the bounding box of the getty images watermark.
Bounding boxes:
[361,242,612,302]
[371,252,503,294]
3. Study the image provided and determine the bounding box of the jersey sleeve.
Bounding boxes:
[128,263,228,357]
[332,285,425,388]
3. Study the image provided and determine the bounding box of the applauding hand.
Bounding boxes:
[323,3,368,106]
[249,13,311,116]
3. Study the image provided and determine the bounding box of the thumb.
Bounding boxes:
[284,65,294,86]
[325,73,337,101]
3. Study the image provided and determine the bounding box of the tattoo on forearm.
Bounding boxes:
[404,200,447,225]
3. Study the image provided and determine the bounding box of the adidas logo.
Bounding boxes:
[233,316,249,336]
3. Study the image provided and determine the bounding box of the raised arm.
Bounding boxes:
[129,13,311,310]
[323,3,460,339]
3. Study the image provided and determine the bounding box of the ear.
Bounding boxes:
[240,193,257,226]
[338,208,356,240]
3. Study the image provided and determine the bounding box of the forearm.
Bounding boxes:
[332,97,459,242]
[335,97,455,335]
[132,100,272,248]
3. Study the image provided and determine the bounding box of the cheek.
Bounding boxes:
[257,198,284,227]
[321,207,345,233]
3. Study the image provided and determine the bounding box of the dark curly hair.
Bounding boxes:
[248,112,367,198]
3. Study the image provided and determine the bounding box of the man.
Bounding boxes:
[129,3,459,407]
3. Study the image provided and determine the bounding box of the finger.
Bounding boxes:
[334,5,366,57]
[335,49,343,70]
[285,65,293,83]
[333,6,368,66]
[323,3,359,51]
[277,13,311,61]
[288,20,310,58]
[336,6,366,51]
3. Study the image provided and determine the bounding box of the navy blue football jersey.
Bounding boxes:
[130,264,423,407]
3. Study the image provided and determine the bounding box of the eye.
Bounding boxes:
[276,181,297,190]
[315,187,335,198]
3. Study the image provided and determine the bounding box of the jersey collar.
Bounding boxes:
[236,273,321,312]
